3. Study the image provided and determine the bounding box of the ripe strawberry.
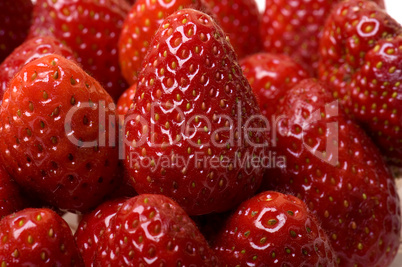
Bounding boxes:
[202,0,262,59]
[240,53,309,120]
[118,0,208,85]
[319,0,402,166]
[263,79,401,266]
[0,0,33,63]
[0,54,120,213]
[0,164,27,219]
[0,36,76,106]
[213,191,337,266]
[117,83,136,116]
[0,208,83,266]
[95,194,219,266]
[124,9,268,215]
[29,0,131,101]
[260,0,385,75]
[75,198,126,266]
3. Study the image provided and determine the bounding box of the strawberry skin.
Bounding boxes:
[0,36,76,106]
[260,0,385,75]
[118,0,207,85]
[75,198,126,266]
[349,36,402,166]
[0,164,27,219]
[240,53,309,120]
[124,9,268,215]
[213,191,337,266]
[319,0,402,166]
[0,208,83,266]
[0,54,120,213]
[95,194,219,266]
[263,79,401,266]
[0,0,33,63]
[203,0,262,59]
[29,0,130,101]
[117,83,137,116]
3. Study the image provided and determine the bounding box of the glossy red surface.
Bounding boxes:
[240,53,309,119]
[0,55,120,212]
[75,198,126,266]
[118,0,207,85]
[213,191,337,266]
[29,0,131,101]
[0,208,83,266]
[95,194,219,265]
[319,0,402,166]
[124,9,268,215]
[117,83,137,116]
[203,0,262,59]
[0,36,76,106]
[263,79,401,266]
[260,0,385,75]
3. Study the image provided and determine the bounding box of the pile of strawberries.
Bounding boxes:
[0,0,401,266]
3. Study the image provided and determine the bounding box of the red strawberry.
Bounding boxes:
[240,53,309,119]
[75,198,126,266]
[0,54,120,213]
[118,0,208,85]
[95,194,219,266]
[0,164,27,219]
[0,0,33,63]
[29,0,131,101]
[260,0,385,75]
[0,36,76,105]
[263,79,401,266]
[0,208,83,266]
[202,0,262,59]
[213,191,337,266]
[319,0,402,166]
[117,83,136,116]
[124,8,268,215]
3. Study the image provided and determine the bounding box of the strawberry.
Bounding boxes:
[0,54,120,213]
[124,9,268,215]
[95,194,219,266]
[202,0,262,59]
[0,36,76,106]
[263,79,401,266]
[318,0,402,166]
[117,83,137,116]
[0,208,83,266]
[240,53,309,120]
[0,0,33,63]
[75,198,126,266]
[118,0,208,85]
[213,191,337,266]
[29,0,131,101]
[0,163,27,219]
[260,0,385,75]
